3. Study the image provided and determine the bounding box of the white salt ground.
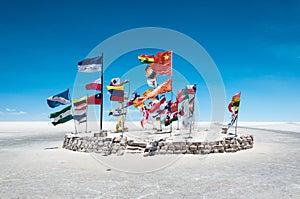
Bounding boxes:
[0,122,299,198]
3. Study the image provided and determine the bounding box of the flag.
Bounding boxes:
[171,112,178,122]
[47,89,70,108]
[147,78,158,88]
[110,77,121,86]
[50,105,73,126]
[179,99,189,117]
[186,84,196,94]
[140,106,152,128]
[110,90,124,102]
[126,92,140,107]
[182,115,193,128]
[106,85,124,92]
[87,93,102,105]
[73,107,86,116]
[143,78,172,100]
[133,97,145,108]
[150,51,172,76]
[189,96,195,115]
[145,65,157,87]
[73,112,87,122]
[176,88,189,103]
[171,101,178,113]
[108,108,126,117]
[138,54,155,63]
[148,97,166,114]
[228,92,241,115]
[116,116,124,131]
[73,96,87,107]
[78,56,102,72]
[145,65,156,79]
[85,78,102,91]
[142,89,158,101]
[74,103,87,111]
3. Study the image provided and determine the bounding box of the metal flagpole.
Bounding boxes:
[122,80,130,136]
[234,92,241,137]
[170,51,173,136]
[85,94,88,133]
[188,94,192,138]
[70,91,78,134]
[100,53,104,132]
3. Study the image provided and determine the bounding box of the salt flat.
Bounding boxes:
[0,122,299,198]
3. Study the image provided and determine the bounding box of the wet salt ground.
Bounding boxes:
[0,122,299,198]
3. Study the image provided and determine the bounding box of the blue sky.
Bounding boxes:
[0,0,299,122]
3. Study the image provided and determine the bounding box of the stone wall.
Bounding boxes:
[62,134,254,156]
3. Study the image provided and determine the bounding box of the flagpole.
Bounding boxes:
[70,91,78,134]
[188,94,192,138]
[100,53,104,132]
[170,51,173,136]
[235,92,241,137]
[86,94,88,133]
[122,80,130,136]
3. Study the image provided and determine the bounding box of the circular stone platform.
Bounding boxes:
[62,130,254,156]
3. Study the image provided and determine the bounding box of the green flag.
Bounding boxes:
[50,105,73,126]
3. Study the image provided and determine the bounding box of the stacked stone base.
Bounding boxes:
[62,134,254,156]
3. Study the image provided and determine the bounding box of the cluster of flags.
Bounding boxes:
[47,89,73,126]
[106,77,129,131]
[47,55,103,127]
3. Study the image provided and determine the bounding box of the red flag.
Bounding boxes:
[87,93,102,105]
[171,102,178,113]
[150,51,172,76]
[143,78,172,100]
[85,78,102,91]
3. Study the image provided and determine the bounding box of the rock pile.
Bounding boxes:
[62,134,254,156]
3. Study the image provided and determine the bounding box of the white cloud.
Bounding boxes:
[4,108,27,115]
[5,108,16,112]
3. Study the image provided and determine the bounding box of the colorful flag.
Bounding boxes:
[74,103,87,111]
[176,88,189,103]
[108,108,126,117]
[73,96,87,107]
[186,84,196,95]
[228,92,241,115]
[110,77,121,86]
[189,96,195,115]
[110,90,124,102]
[138,54,155,63]
[73,107,86,116]
[179,99,189,117]
[148,97,166,114]
[182,115,192,128]
[87,93,102,105]
[145,65,157,87]
[171,101,178,113]
[116,116,124,131]
[133,97,145,108]
[47,89,70,108]
[126,92,140,107]
[150,51,172,76]
[143,78,172,100]
[85,78,102,91]
[49,105,73,126]
[106,85,124,92]
[140,106,152,128]
[73,112,87,122]
[147,78,158,88]
[78,56,102,72]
